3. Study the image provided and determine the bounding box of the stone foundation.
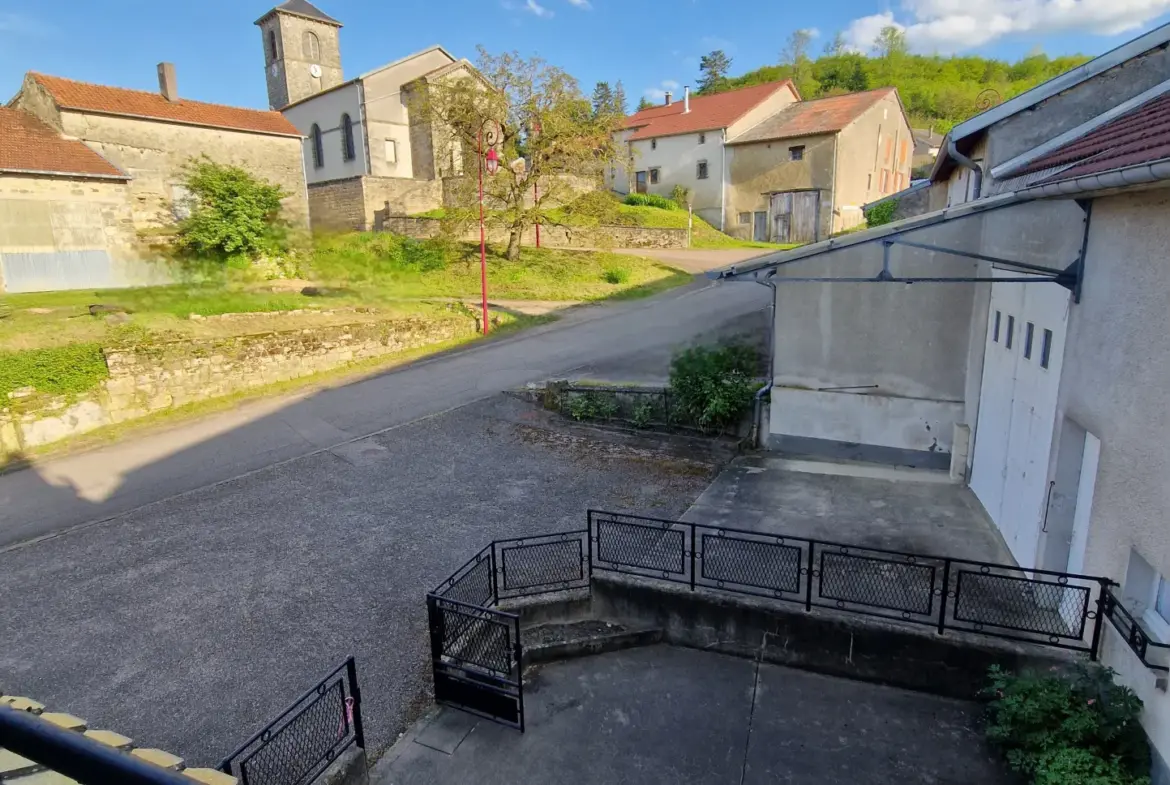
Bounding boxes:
[380,217,689,250]
[1,316,476,455]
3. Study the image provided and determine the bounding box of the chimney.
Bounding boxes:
[664,91,673,106]
[157,62,178,102]
[684,86,690,113]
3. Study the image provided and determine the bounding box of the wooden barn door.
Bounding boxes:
[769,191,820,244]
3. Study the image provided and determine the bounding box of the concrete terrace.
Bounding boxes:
[374,645,1011,785]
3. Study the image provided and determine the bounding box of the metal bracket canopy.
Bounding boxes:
[768,236,1080,292]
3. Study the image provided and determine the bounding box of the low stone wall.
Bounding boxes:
[380,217,689,250]
[308,176,444,232]
[0,316,476,455]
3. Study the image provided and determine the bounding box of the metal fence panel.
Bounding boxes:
[432,545,495,608]
[695,528,806,602]
[814,545,939,622]
[496,531,589,599]
[218,658,362,785]
[590,511,689,582]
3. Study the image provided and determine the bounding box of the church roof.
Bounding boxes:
[0,107,128,179]
[29,73,302,138]
[255,0,342,27]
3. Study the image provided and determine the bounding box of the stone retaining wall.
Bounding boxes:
[380,217,689,250]
[0,316,476,455]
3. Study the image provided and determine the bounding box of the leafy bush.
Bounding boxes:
[624,193,681,211]
[984,665,1150,785]
[567,391,620,421]
[864,199,899,228]
[0,344,109,400]
[631,399,656,429]
[602,265,631,284]
[174,157,289,263]
[670,184,693,208]
[668,343,759,432]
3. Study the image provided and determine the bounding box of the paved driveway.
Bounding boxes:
[0,397,717,766]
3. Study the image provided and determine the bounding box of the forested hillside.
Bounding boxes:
[695,29,1092,133]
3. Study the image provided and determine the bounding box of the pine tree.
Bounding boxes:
[636,96,655,111]
[592,81,614,117]
[697,50,732,94]
[612,81,628,115]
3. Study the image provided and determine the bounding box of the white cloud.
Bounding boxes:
[844,0,1170,54]
[567,0,592,8]
[662,79,680,90]
[801,27,821,38]
[643,79,683,101]
[525,0,554,18]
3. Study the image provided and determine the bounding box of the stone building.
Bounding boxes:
[255,0,491,230]
[608,83,912,241]
[2,64,308,292]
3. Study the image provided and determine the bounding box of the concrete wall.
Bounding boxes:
[283,82,365,184]
[0,175,165,292]
[768,215,982,455]
[260,11,344,109]
[725,133,834,240]
[307,176,442,231]
[725,84,800,138]
[50,111,309,230]
[836,91,912,230]
[1038,190,1170,785]
[362,49,455,180]
[624,131,725,228]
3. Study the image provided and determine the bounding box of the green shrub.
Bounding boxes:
[624,193,680,210]
[670,184,692,208]
[631,399,656,429]
[602,266,631,284]
[864,198,899,228]
[567,391,619,421]
[0,344,109,400]
[984,665,1150,785]
[668,343,758,432]
[174,157,289,263]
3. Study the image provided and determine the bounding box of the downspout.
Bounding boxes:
[748,271,777,448]
[357,81,372,175]
[948,136,982,200]
[829,131,839,236]
[721,129,728,231]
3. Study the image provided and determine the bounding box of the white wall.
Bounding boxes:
[625,130,726,228]
[771,388,960,453]
[282,82,365,184]
[361,49,456,180]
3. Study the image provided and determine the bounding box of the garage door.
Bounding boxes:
[970,270,1069,569]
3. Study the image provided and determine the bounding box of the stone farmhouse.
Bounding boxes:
[714,20,1170,782]
[608,83,912,243]
[257,0,491,231]
[1,66,306,293]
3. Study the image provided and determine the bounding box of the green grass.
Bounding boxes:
[415,201,802,251]
[309,234,687,302]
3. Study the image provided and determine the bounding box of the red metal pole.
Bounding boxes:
[479,128,489,335]
[534,181,540,249]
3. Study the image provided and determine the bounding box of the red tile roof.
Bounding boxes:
[624,81,797,141]
[1023,91,1170,183]
[0,107,127,179]
[728,88,897,144]
[30,73,301,138]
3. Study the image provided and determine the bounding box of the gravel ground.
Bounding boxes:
[0,395,717,766]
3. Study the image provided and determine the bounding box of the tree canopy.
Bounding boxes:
[698,50,733,93]
[695,27,1091,133]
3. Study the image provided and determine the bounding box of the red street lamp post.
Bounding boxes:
[477,119,501,335]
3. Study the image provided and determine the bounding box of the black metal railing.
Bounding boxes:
[1102,587,1170,672]
[217,657,364,785]
[428,511,1116,730]
[0,705,194,785]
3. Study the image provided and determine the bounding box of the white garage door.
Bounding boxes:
[970,270,1069,569]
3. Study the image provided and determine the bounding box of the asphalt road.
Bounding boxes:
[0,268,770,766]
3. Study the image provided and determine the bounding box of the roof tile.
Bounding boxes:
[31,74,301,138]
[0,107,126,179]
[1023,91,1170,182]
[729,88,896,144]
[624,82,796,141]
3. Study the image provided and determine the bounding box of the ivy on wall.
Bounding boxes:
[0,344,109,400]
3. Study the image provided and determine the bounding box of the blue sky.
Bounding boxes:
[3,0,1170,111]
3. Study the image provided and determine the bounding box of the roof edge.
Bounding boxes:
[0,166,131,181]
[255,6,343,27]
[279,78,361,110]
[54,105,303,138]
[357,45,457,81]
